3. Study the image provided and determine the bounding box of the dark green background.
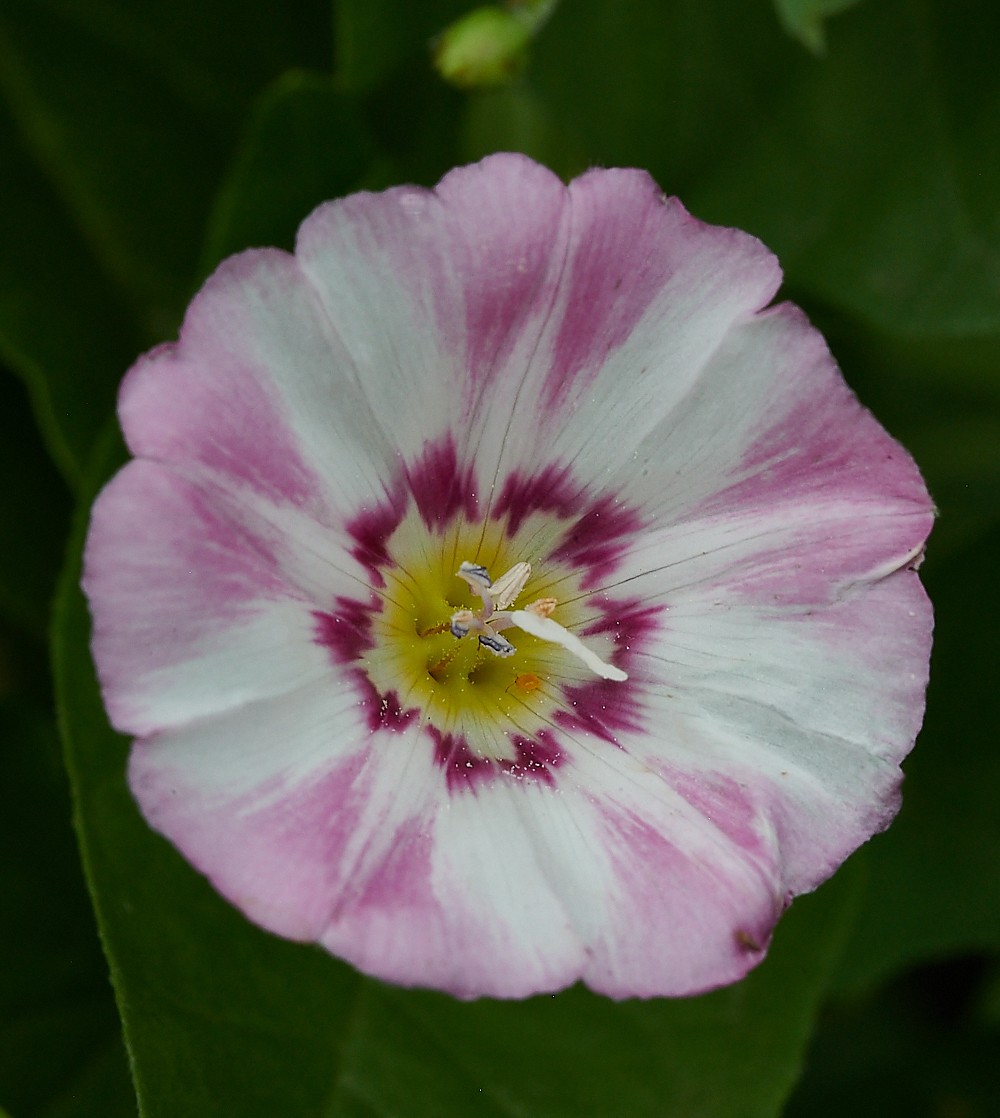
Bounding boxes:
[1,0,997,1114]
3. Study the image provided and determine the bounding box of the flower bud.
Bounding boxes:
[434,6,532,89]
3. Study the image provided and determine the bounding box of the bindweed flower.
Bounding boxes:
[83,154,933,1000]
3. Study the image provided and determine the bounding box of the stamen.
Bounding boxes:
[450,559,627,681]
[457,561,492,590]
[479,631,515,657]
[525,597,557,618]
[419,620,452,637]
[488,562,532,610]
[449,609,480,639]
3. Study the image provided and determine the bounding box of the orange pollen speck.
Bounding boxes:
[515,673,543,693]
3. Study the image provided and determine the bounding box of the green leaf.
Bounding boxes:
[688,0,1000,339]
[0,0,332,330]
[335,1,467,188]
[55,425,866,1117]
[980,961,1000,1027]
[772,0,866,54]
[0,627,133,1116]
[0,105,139,490]
[0,368,73,640]
[530,0,805,208]
[200,71,375,278]
[459,82,586,181]
[335,0,470,93]
[23,0,332,126]
[0,381,131,1113]
[525,0,999,341]
[787,960,1000,1117]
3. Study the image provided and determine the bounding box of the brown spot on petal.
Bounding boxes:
[735,929,761,952]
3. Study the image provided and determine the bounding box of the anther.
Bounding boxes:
[488,562,532,610]
[479,631,515,657]
[449,609,479,639]
[525,597,557,618]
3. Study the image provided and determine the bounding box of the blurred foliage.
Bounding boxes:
[788,957,1000,1116]
[199,70,375,278]
[0,370,132,1116]
[0,106,138,491]
[772,0,866,54]
[0,0,333,331]
[0,370,73,641]
[0,0,997,1114]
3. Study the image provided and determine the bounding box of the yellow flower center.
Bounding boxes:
[358,506,605,760]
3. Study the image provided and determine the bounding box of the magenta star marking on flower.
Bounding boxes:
[82,154,934,1000]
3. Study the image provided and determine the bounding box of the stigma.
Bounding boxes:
[449,560,627,682]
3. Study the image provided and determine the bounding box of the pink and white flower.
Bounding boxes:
[83,154,933,1000]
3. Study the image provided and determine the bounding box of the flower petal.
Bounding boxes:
[117,248,397,529]
[296,153,782,502]
[296,153,569,470]
[621,569,932,895]
[473,166,783,495]
[131,681,589,997]
[556,569,930,923]
[84,460,335,735]
[608,302,933,529]
[321,772,592,999]
[128,675,399,942]
[549,737,786,998]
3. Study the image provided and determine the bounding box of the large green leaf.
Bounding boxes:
[0,371,132,1116]
[54,425,866,1117]
[200,71,375,278]
[334,0,467,187]
[0,699,134,1118]
[0,106,139,490]
[0,0,331,330]
[788,959,1000,1117]
[529,0,806,213]
[24,0,331,125]
[0,368,73,640]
